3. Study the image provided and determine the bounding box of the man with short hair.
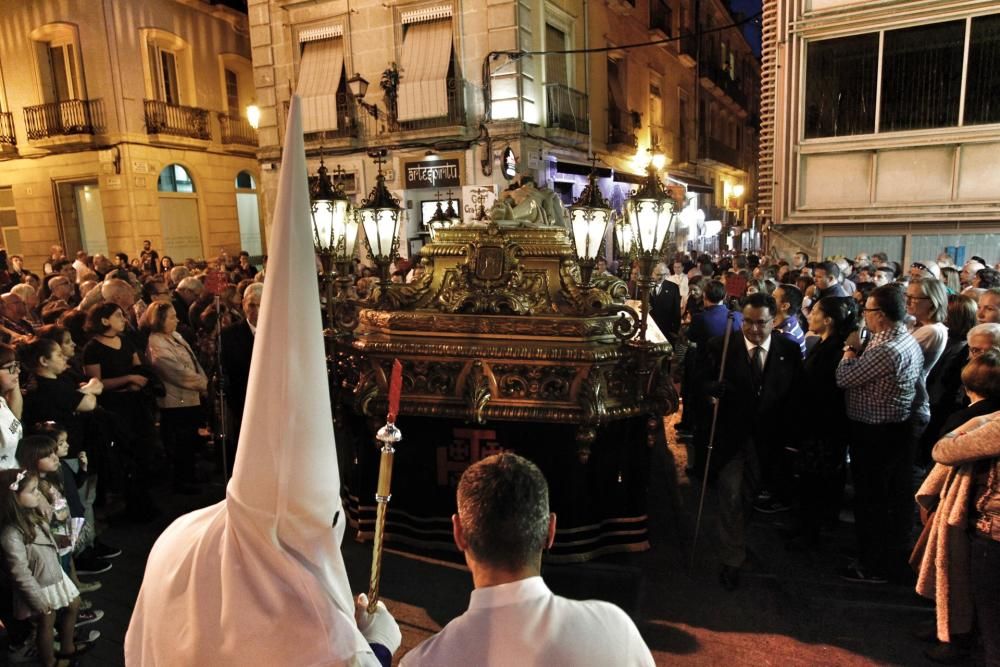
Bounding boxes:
[961,260,986,289]
[791,252,809,271]
[649,262,681,342]
[221,283,263,469]
[836,258,857,295]
[773,284,807,358]
[968,323,1000,358]
[836,285,924,584]
[401,453,654,666]
[814,261,848,298]
[871,252,889,268]
[873,265,896,287]
[855,252,871,267]
[705,293,803,590]
[687,279,742,347]
[72,250,89,280]
[855,265,875,285]
[173,276,204,327]
[0,293,34,338]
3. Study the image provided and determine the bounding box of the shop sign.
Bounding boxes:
[404,159,461,189]
[500,146,517,180]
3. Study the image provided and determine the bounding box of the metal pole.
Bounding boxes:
[690,310,735,567]
[367,420,401,613]
[213,294,229,481]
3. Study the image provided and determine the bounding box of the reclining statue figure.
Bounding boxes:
[490,178,568,229]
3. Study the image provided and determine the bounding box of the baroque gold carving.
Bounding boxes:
[432,224,552,315]
[492,364,577,401]
[369,265,433,310]
[464,360,492,424]
[358,309,613,338]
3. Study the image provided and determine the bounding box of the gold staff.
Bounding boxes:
[367,359,403,613]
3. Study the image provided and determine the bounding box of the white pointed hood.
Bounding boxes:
[126,96,375,667]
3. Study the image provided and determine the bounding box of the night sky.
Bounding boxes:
[729,0,764,56]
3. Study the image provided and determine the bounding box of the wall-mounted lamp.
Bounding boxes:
[246,104,261,130]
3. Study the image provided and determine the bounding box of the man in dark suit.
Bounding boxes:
[220,283,262,470]
[704,292,802,590]
[649,262,681,343]
[687,279,742,347]
[685,279,743,476]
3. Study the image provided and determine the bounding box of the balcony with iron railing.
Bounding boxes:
[301,91,358,143]
[698,59,748,110]
[218,113,258,149]
[699,137,743,170]
[144,99,211,141]
[545,83,588,135]
[607,107,638,149]
[23,99,105,141]
[0,112,15,147]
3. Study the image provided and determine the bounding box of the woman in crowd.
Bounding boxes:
[791,296,857,547]
[914,351,1000,665]
[82,303,156,522]
[922,295,980,462]
[907,278,950,458]
[142,302,208,494]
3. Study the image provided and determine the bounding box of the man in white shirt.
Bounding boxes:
[402,453,654,666]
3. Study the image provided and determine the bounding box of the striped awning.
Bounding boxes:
[296,38,344,132]
[397,19,453,122]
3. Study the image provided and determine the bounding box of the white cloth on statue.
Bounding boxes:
[400,577,654,666]
[126,96,377,667]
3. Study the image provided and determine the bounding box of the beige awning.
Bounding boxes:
[397,19,453,122]
[296,38,344,132]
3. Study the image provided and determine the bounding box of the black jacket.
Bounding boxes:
[650,279,682,342]
[220,320,254,414]
[705,331,803,467]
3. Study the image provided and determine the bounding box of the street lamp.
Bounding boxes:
[620,162,677,344]
[356,151,401,291]
[310,159,358,336]
[569,169,612,288]
[347,73,381,121]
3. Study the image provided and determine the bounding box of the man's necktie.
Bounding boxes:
[750,346,764,396]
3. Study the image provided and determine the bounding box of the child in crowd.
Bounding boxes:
[0,469,95,666]
[15,436,104,620]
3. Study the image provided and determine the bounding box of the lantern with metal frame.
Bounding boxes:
[310,159,359,336]
[620,162,677,345]
[356,150,402,290]
[568,167,613,288]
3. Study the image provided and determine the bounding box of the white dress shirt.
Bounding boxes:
[743,333,772,368]
[401,576,654,666]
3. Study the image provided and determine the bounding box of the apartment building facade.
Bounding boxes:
[0,0,262,271]
[759,0,1000,265]
[248,0,757,257]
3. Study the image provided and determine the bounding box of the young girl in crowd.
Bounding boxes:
[0,468,92,666]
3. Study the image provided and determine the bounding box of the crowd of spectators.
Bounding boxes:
[648,247,1000,665]
[0,242,265,663]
